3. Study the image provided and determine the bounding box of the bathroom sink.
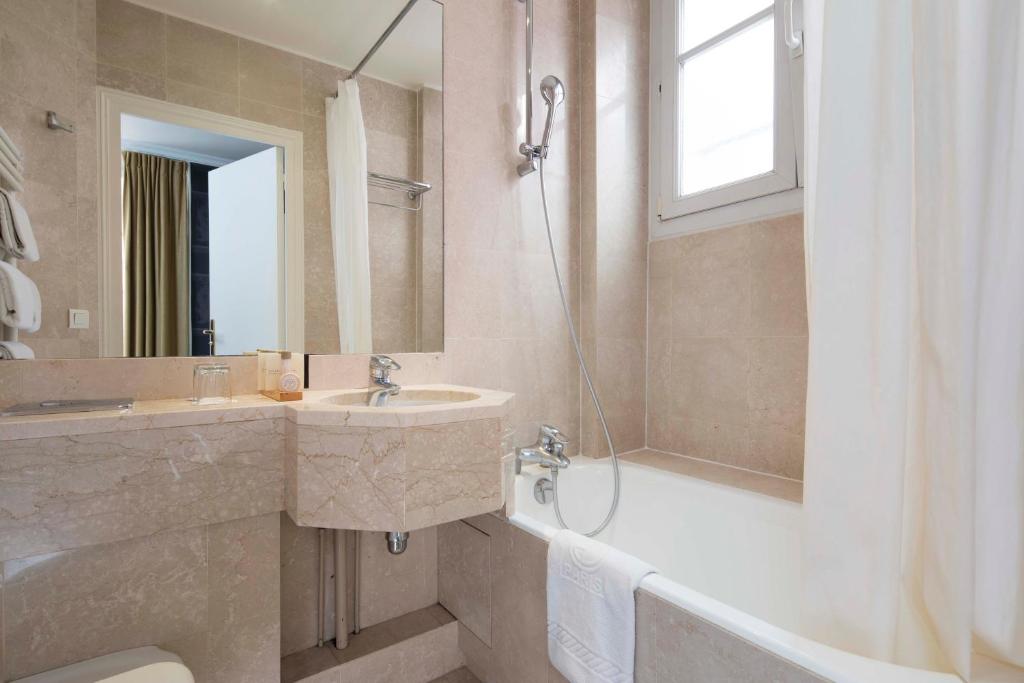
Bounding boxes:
[319,388,481,408]
[286,385,513,532]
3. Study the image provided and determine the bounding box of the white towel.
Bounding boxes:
[0,125,22,161]
[0,260,41,332]
[547,530,656,683]
[0,341,34,359]
[0,189,38,261]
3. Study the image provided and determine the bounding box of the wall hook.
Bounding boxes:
[46,111,75,133]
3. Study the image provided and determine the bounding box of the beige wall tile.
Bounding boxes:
[96,61,165,98]
[239,97,303,130]
[165,17,238,93]
[96,0,165,77]
[653,594,826,681]
[0,416,284,561]
[0,7,79,115]
[438,521,492,645]
[2,526,208,679]
[647,213,808,479]
[78,0,98,55]
[239,38,301,110]
[749,214,809,336]
[207,513,281,683]
[670,225,751,338]
[358,526,438,628]
[301,58,346,117]
[280,512,323,657]
[165,79,239,116]
[2,0,78,47]
[635,589,658,683]
[672,337,749,424]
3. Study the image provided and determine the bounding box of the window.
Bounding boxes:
[653,0,804,233]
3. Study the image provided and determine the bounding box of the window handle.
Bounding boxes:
[784,0,803,58]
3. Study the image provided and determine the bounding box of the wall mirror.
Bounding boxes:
[2,0,443,359]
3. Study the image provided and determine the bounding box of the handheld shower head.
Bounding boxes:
[539,75,565,154]
[540,75,565,108]
[517,74,566,176]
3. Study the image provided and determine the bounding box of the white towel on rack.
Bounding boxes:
[0,125,23,161]
[0,189,38,261]
[0,260,41,332]
[0,341,34,359]
[0,153,23,193]
[547,530,656,683]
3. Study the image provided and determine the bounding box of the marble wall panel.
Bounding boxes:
[646,214,809,479]
[0,416,284,561]
[1,513,280,683]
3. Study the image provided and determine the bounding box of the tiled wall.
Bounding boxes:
[2,513,280,682]
[442,0,583,452]
[417,87,444,352]
[438,514,826,683]
[647,214,809,479]
[0,0,100,358]
[0,0,435,358]
[579,0,650,456]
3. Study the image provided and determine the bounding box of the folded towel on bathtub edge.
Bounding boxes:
[547,529,657,683]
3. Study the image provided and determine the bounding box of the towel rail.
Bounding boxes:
[0,125,25,347]
[367,171,432,212]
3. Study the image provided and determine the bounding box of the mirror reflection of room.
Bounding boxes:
[120,116,283,357]
[0,0,443,360]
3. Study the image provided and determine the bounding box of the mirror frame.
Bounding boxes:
[97,88,306,357]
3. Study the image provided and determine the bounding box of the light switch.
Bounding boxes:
[68,308,90,329]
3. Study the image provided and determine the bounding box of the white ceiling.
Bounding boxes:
[128,0,443,90]
[121,115,274,166]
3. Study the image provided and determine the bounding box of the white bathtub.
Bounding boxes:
[510,458,961,683]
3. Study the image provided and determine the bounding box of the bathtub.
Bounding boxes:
[509,458,961,683]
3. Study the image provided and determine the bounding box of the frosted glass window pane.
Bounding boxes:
[680,0,772,51]
[679,17,774,196]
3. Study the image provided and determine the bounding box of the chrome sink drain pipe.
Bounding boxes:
[386,531,409,554]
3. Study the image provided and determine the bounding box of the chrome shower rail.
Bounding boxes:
[346,0,420,81]
[516,0,539,176]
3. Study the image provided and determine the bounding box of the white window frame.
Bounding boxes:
[651,0,804,238]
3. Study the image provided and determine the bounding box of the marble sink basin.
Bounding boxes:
[319,388,481,408]
[285,385,513,532]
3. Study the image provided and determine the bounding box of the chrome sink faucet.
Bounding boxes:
[516,424,571,474]
[369,355,402,406]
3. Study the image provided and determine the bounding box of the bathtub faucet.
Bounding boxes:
[516,424,571,474]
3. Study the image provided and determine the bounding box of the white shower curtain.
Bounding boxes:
[801,1,1024,679]
[326,79,373,353]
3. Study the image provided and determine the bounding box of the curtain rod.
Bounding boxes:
[346,0,420,81]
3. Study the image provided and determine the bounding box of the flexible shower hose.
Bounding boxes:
[538,156,621,537]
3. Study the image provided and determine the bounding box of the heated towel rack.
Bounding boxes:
[0,125,24,346]
[368,172,432,212]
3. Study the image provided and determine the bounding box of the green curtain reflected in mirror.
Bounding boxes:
[122,151,190,357]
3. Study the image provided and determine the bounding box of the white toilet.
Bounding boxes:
[12,647,194,683]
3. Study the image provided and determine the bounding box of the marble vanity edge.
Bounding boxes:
[0,385,514,439]
[0,396,286,440]
[286,385,514,428]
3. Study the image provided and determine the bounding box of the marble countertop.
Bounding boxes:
[0,385,514,440]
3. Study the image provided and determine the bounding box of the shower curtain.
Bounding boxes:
[801,1,1024,678]
[325,79,373,353]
